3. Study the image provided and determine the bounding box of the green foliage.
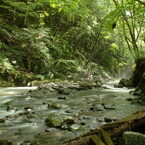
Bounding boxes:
[109,0,145,59]
[53,59,79,77]
[0,0,139,86]
[0,56,15,75]
[11,27,52,74]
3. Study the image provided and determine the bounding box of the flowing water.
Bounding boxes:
[0,82,144,145]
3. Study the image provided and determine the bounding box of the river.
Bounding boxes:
[0,82,144,145]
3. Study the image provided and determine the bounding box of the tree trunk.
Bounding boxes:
[64,110,145,145]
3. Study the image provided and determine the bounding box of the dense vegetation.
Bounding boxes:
[0,0,144,86]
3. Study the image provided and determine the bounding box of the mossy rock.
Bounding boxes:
[48,102,68,109]
[79,80,99,90]
[123,131,145,145]
[118,78,132,87]
[45,113,74,128]
[0,140,12,145]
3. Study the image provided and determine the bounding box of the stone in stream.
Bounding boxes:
[55,87,72,95]
[90,104,105,111]
[24,106,34,111]
[6,105,15,111]
[58,96,66,100]
[0,140,12,145]
[45,112,74,128]
[105,94,117,98]
[28,130,73,145]
[0,118,5,123]
[101,103,115,110]
[69,124,83,131]
[123,131,145,145]
[5,100,14,105]
[114,84,123,88]
[48,102,68,109]
[104,117,117,122]
[65,109,73,114]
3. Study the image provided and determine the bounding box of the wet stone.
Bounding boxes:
[83,116,91,120]
[61,124,69,130]
[0,118,5,123]
[27,114,37,119]
[65,109,73,113]
[45,128,51,132]
[58,96,66,100]
[22,118,33,123]
[0,140,12,145]
[7,106,15,111]
[57,88,71,95]
[101,103,115,110]
[5,100,14,105]
[48,102,67,109]
[69,124,82,131]
[5,113,19,118]
[114,84,123,88]
[45,112,74,128]
[104,117,117,122]
[90,104,105,111]
[24,106,34,110]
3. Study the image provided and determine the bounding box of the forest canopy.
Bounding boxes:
[0,0,144,86]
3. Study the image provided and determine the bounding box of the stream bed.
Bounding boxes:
[0,81,144,145]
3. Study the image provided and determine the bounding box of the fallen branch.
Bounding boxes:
[64,110,145,145]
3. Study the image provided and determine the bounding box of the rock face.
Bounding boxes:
[45,113,74,128]
[123,131,145,145]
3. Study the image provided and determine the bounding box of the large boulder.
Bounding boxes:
[45,113,74,128]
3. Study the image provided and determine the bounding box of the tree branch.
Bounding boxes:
[136,0,145,6]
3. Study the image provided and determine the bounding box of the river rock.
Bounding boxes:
[55,87,71,95]
[104,117,117,122]
[5,100,14,105]
[7,106,15,111]
[45,113,74,128]
[123,131,145,145]
[90,104,105,111]
[29,130,73,145]
[114,84,123,88]
[79,82,95,90]
[0,140,12,145]
[101,103,115,110]
[24,106,34,111]
[58,96,66,100]
[29,88,50,98]
[48,102,67,109]
[82,116,91,120]
[106,94,117,98]
[118,78,132,87]
[67,83,80,90]
[0,118,5,123]
[69,124,82,131]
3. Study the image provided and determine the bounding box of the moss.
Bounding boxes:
[90,135,105,145]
